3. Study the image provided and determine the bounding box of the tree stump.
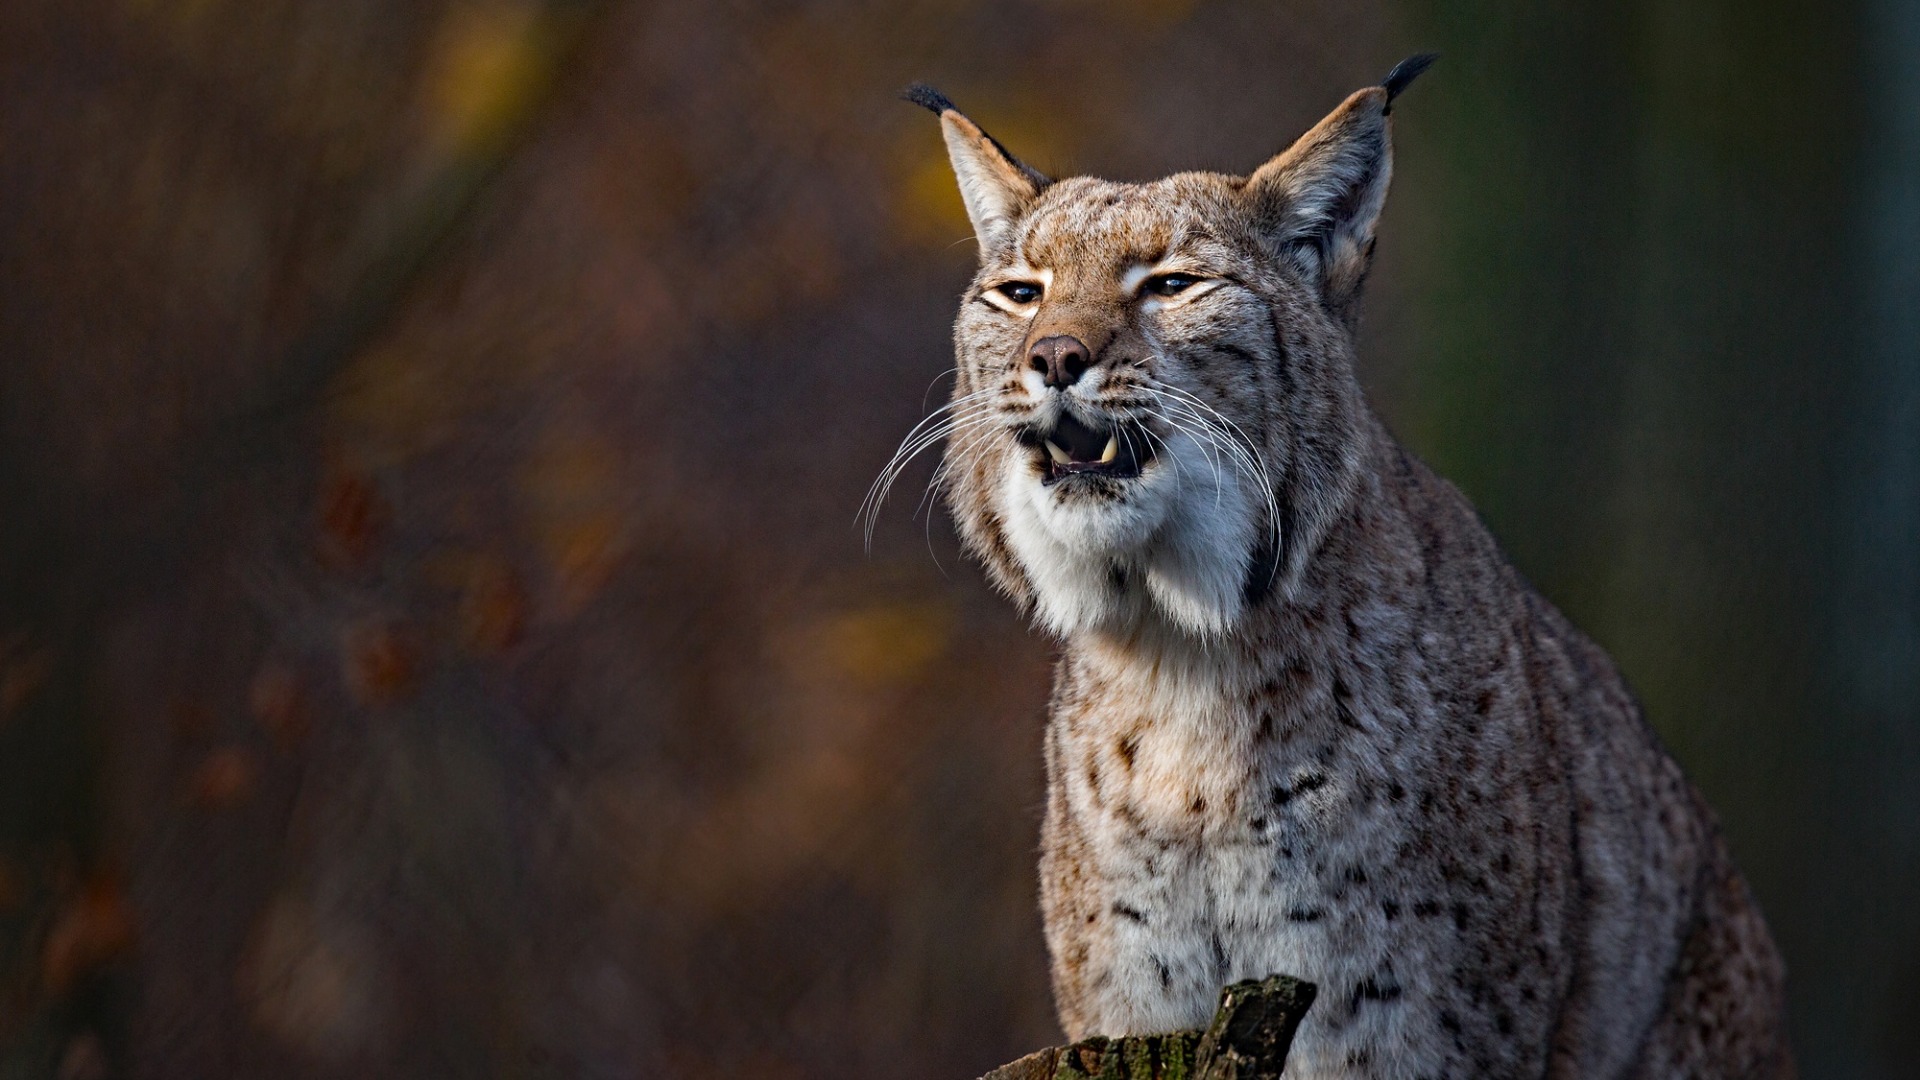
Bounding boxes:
[979,975,1317,1080]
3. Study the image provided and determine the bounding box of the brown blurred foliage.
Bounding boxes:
[39,877,138,1002]
[0,1,1408,1076]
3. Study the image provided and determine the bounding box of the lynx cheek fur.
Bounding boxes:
[894,59,1792,1078]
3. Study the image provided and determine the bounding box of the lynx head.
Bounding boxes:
[887,59,1433,639]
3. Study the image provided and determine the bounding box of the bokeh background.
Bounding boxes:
[1,1,1915,1077]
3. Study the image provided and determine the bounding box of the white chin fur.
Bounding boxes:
[998,430,1262,638]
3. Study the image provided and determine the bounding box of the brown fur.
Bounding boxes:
[900,67,1793,1077]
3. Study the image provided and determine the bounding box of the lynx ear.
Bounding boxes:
[905,84,1048,253]
[1245,55,1435,323]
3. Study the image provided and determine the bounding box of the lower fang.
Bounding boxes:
[1045,440,1070,465]
[1099,436,1118,464]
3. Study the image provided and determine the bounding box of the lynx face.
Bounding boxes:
[951,177,1291,638]
[898,83,1406,638]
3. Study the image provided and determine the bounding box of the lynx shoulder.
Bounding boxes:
[889,59,1793,1078]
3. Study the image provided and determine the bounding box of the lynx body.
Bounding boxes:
[898,61,1793,1077]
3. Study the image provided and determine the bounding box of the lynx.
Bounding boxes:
[883,57,1794,1077]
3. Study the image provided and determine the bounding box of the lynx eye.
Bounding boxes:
[994,281,1044,305]
[1142,273,1201,297]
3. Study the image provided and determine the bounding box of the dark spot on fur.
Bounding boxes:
[1258,712,1275,740]
[1190,794,1207,814]
[1412,900,1441,918]
[1464,978,1490,1005]
[1241,535,1283,608]
[1344,865,1369,886]
[1388,782,1407,802]
[1156,958,1172,989]
[1452,903,1471,930]
[1272,771,1328,806]
[1382,900,1400,920]
[1350,976,1404,1016]
[1249,816,1268,831]
[1439,1010,1462,1034]
[1115,733,1138,770]
[1112,902,1146,923]
[1332,678,1362,729]
[1286,907,1324,923]
[971,507,1027,603]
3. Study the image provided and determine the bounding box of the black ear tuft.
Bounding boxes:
[902,83,956,115]
[1380,54,1439,114]
[903,84,1052,191]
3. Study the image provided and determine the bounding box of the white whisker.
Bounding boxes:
[1157,408,1229,509]
[858,386,1004,526]
[867,415,989,529]
[1150,383,1284,577]
[860,404,1006,549]
[917,422,1005,521]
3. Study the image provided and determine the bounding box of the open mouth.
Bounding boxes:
[1025,412,1154,485]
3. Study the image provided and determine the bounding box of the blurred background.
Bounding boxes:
[0,1,1914,1077]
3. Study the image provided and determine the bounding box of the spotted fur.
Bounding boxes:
[904,64,1793,1078]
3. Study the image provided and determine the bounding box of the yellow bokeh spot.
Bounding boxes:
[898,152,974,246]
[517,423,630,615]
[424,3,553,153]
[330,342,465,467]
[893,110,1074,249]
[815,604,951,686]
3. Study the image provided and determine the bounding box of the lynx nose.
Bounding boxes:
[1029,335,1092,390]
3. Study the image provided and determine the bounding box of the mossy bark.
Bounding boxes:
[979,976,1316,1080]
